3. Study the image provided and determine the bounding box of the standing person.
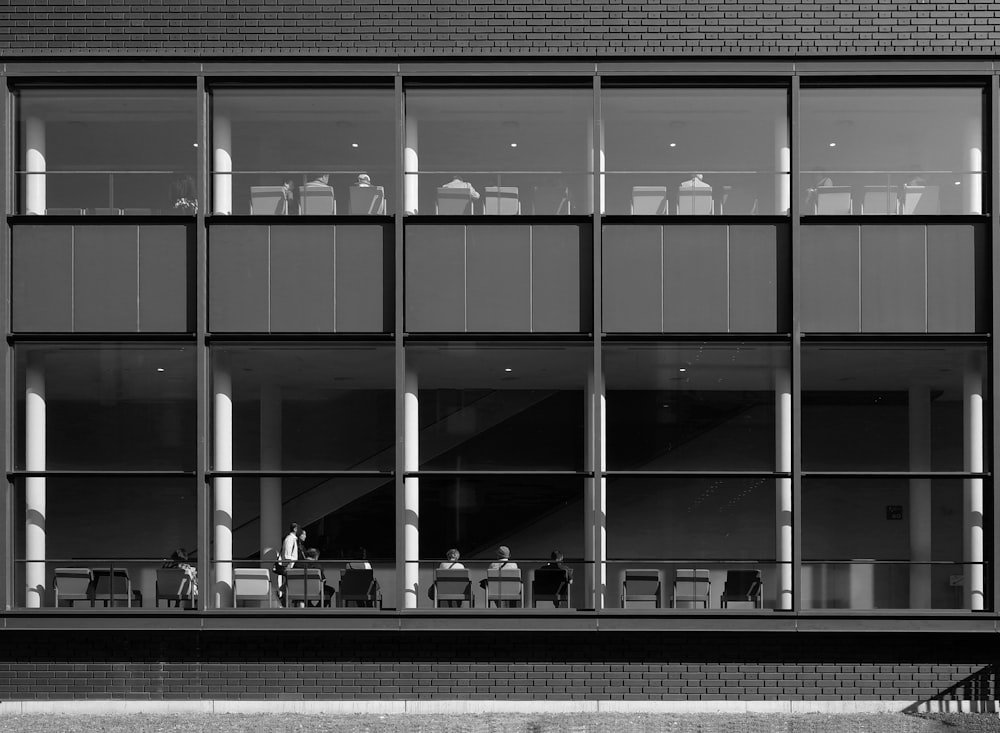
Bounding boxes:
[276,522,300,606]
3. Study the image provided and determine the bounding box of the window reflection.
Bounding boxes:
[800,88,983,215]
[15,88,197,216]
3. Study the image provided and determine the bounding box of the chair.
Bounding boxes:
[431,568,474,608]
[87,207,124,215]
[631,186,668,215]
[250,185,288,215]
[233,567,274,608]
[676,187,714,214]
[621,569,661,608]
[483,186,520,215]
[298,184,337,215]
[156,567,195,608]
[285,568,329,608]
[720,569,763,609]
[53,567,94,608]
[339,568,381,608]
[672,568,711,609]
[862,185,899,214]
[92,568,136,608]
[348,185,386,215]
[532,185,571,215]
[815,186,852,214]
[720,188,758,215]
[483,568,523,608]
[436,187,475,215]
[902,185,940,215]
[531,567,572,608]
[45,208,85,216]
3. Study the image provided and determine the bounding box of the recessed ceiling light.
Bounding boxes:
[504,368,513,373]
[669,142,677,148]
[678,367,687,373]
[351,143,359,148]
[828,142,837,147]
[954,181,962,185]
[156,368,165,373]
[510,142,518,148]
[192,143,199,148]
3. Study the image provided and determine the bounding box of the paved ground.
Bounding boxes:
[0,714,995,732]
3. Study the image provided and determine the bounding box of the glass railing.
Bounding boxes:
[15,171,196,216]
[403,171,592,216]
[211,169,396,216]
[603,171,791,216]
[801,170,984,215]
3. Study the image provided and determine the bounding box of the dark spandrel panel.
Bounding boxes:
[860,225,926,333]
[12,225,73,333]
[73,226,138,332]
[269,225,335,333]
[927,224,981,333]
[531,225,585,333]
[800,225,860,333]
[138,225,190,333]
[729,224,778,333]
[209,225,270,333]
[335,225,388,333]
[663,225,728,332]
[405,226,467,332]
[602,225,662,333]
[466,226,531,332]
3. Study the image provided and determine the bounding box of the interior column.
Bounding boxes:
[25,354,46,608]
[964,354,985,610]
[775,365,792,610]
[213,113,233,215]
[403,367,419,608]
[908,385,932,609]
[213,359,234,607]
[586,368,606,609]
[259,384,282,564]
[404,117,419,215]
[774,112,790,215]
[964,117,982,215]
[25,116,46,215]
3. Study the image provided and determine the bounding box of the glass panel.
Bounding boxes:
[801,343,987,472]
[404,88,593,215]
[15,88,197,215]
[213,477,395,609]
[14,477,197,609]
[406,342,589,471]
[211,88,396,216]
[802,478,982,610]
[606,477,778,609]
[416,476,583,609]
[604,342,786,471]
[800,88,983,215]
[602,88,790,215]
[211,344,395,471]
[14,344,196,471]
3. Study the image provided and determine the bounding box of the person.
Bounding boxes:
[489,545,517,570]
[538,550,573,608]
[347,547,372,570]
[281,176,297,214]
[442,175,480,200]
[302,548,335,607]
[162,548,198,606]
[304,173,331,188]
[679,172,711,190]
[355,172,372,187]
[276,522,300,606]
[170,175,198,214]
[804,170,834,213]
[439,548,464,570]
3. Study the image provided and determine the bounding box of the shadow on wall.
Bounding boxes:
[903,665,998,714]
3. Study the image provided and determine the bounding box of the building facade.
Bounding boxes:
[0,0,999,710]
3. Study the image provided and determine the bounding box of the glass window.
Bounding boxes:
[405,342,589,471]
[404,88,593,215]
[15,87,197,216]
[211,88,396,216]
[604,342,787,471]
[801,343,987,472]
[211,344,395,471]
[800,88,983,215]
[802,478,979,610]
[14,344,196,471]
[602,88,789,216]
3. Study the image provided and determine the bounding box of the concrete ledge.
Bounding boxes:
[1,699,994,715]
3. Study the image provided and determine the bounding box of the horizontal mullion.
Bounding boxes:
[9,470,195,478]
[405,470,590,478]
[801,471,989,479]
[606,470,789,478]
[208,470,393,478]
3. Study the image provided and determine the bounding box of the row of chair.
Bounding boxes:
[429,566,573,608]
[622,568,763,609]
[234,567,381,608]
[812,184,939,215]
[53,567,149,608]
[250,185,387,215]
[436,186,571,215]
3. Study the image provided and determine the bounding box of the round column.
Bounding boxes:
[775,366,792,610]
[774,113,790,215]
[964,355,984,610]
[403,368,420,608]
[25,116,46,216]
[586,368,606,609]
[404,117,419,215]
[25,356,46,608]
[213,360,234,607]
[213,113,233,215]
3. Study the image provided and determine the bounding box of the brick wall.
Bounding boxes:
[2,1,1000,58]
[0,631,993,701]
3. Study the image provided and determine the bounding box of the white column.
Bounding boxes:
[404,117,419,215]
[403,368,420,608]
[963,355,984,610]
[908,386,932,609]
[25,116,46,216]
[775,366,792,610]
[259,385,282,564]
[774,113,790,216]
[25,356,46,608]
[213,360,234,607]
[964,117,982,215]
[213,113,233,215]
[586,368,606,609]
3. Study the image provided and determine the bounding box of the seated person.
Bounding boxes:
[482,545,519,607]
[346,546,372,570]
[804,170,834,212]
[679,172,711,190]
[536,550,573,608]
[302,548,335,607]
[162,547,198,602]
[355,172,373,187]
[439,548,465,570]
[441,175,480,200]
[304,173,331,188]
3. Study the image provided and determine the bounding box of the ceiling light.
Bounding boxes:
[510,143,518,148]
[828,142,837,147]
[678,368,687,373]
[669,142,677,148]
[156,368,165,373]
[504,368,512,373]
[351,143,359,148]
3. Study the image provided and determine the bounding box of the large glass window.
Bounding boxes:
[602,88,790,216]
[404,88,593,215]
[800,88,983,215]
[211,88,396,216]
[15,87,197,215]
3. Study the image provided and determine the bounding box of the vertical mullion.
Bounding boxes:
[394,72,406,611]
[789,74,802,613]
[591,72,603,610]
[990,73,999,613]
[1,69,11,610]
[195,74,210,611]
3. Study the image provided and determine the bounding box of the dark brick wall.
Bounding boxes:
[0,631,994,701]
[2,1,1000,58]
